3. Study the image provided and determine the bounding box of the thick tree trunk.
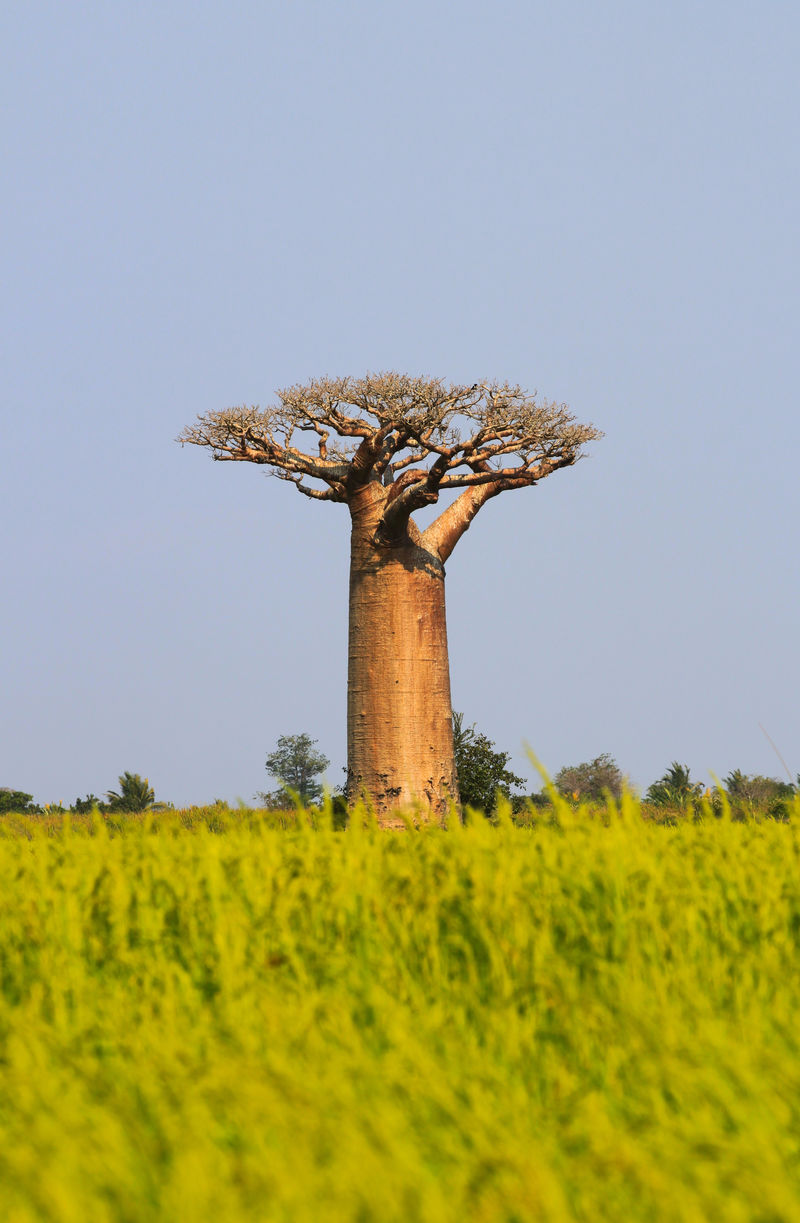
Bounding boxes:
[347,483,458,822]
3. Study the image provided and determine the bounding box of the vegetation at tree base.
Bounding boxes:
[0,801,799,1220]
[105,772,157,813]
[5,738,798,828]
[553,752,624,802]
[4,754,797,824]
[258,733,330,807]
[452,712,525,813]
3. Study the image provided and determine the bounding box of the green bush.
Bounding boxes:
[0,788,39,814]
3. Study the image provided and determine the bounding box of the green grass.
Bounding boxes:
[1,799,800,1221]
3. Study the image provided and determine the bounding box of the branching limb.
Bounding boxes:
[373,429,409,481]
[178,410,351,488]
[347,423,403,492]
[422,481,505,563]
[376,454,451,544]
[274,471,348,502]
[437,452,577,488]
[422,453,577,560]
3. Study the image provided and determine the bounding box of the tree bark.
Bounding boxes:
[347,482,457,822]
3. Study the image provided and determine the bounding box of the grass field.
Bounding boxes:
[1,798,800,1221]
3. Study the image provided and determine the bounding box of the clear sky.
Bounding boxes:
[2,1,798,806]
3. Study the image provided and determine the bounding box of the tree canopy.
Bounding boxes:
[645,763,704,808]
[261,734,330,807]
[0,789,39,815]
[105,773,157,813]
[722,770,796,818]
[180,373,601,559]
[554,754,624,802]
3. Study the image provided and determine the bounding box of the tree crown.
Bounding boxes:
[262,733,330,807]
[180,373,601,557]
[554,753,624,802]
[0,788,39,815]
[106,772,156,813]
[645,762,704,808]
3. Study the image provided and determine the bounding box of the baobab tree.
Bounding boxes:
[180,373,600,819]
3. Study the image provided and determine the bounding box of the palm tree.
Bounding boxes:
[645,762,703,808]
[105,772,156,813]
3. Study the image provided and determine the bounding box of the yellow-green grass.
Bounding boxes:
[1,800,800,1222]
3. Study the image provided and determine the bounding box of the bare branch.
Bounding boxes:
[437,456,574,488]
[276,472,347,502]
[422,453,579,560]
[178,407,351,489]
[179,374,602,524]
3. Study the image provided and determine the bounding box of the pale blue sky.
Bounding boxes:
[2,1,798,805]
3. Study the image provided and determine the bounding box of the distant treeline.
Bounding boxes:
[3,722,797,823]
[2,762,798,824]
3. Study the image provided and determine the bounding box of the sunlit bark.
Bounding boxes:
[347,482,456,819]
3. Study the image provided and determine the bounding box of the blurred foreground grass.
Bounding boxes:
[1,799,800,1222]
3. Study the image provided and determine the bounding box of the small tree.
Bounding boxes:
[723,770,795,817]
[0,788,40,814]
[554,753,624,802]
[72,794,105,814]
[105,772,157,813]
[452,712,526,814]
[645,762,703,809]
[260,734,330,807]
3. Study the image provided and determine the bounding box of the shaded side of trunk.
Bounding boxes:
[347,484,457,820]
